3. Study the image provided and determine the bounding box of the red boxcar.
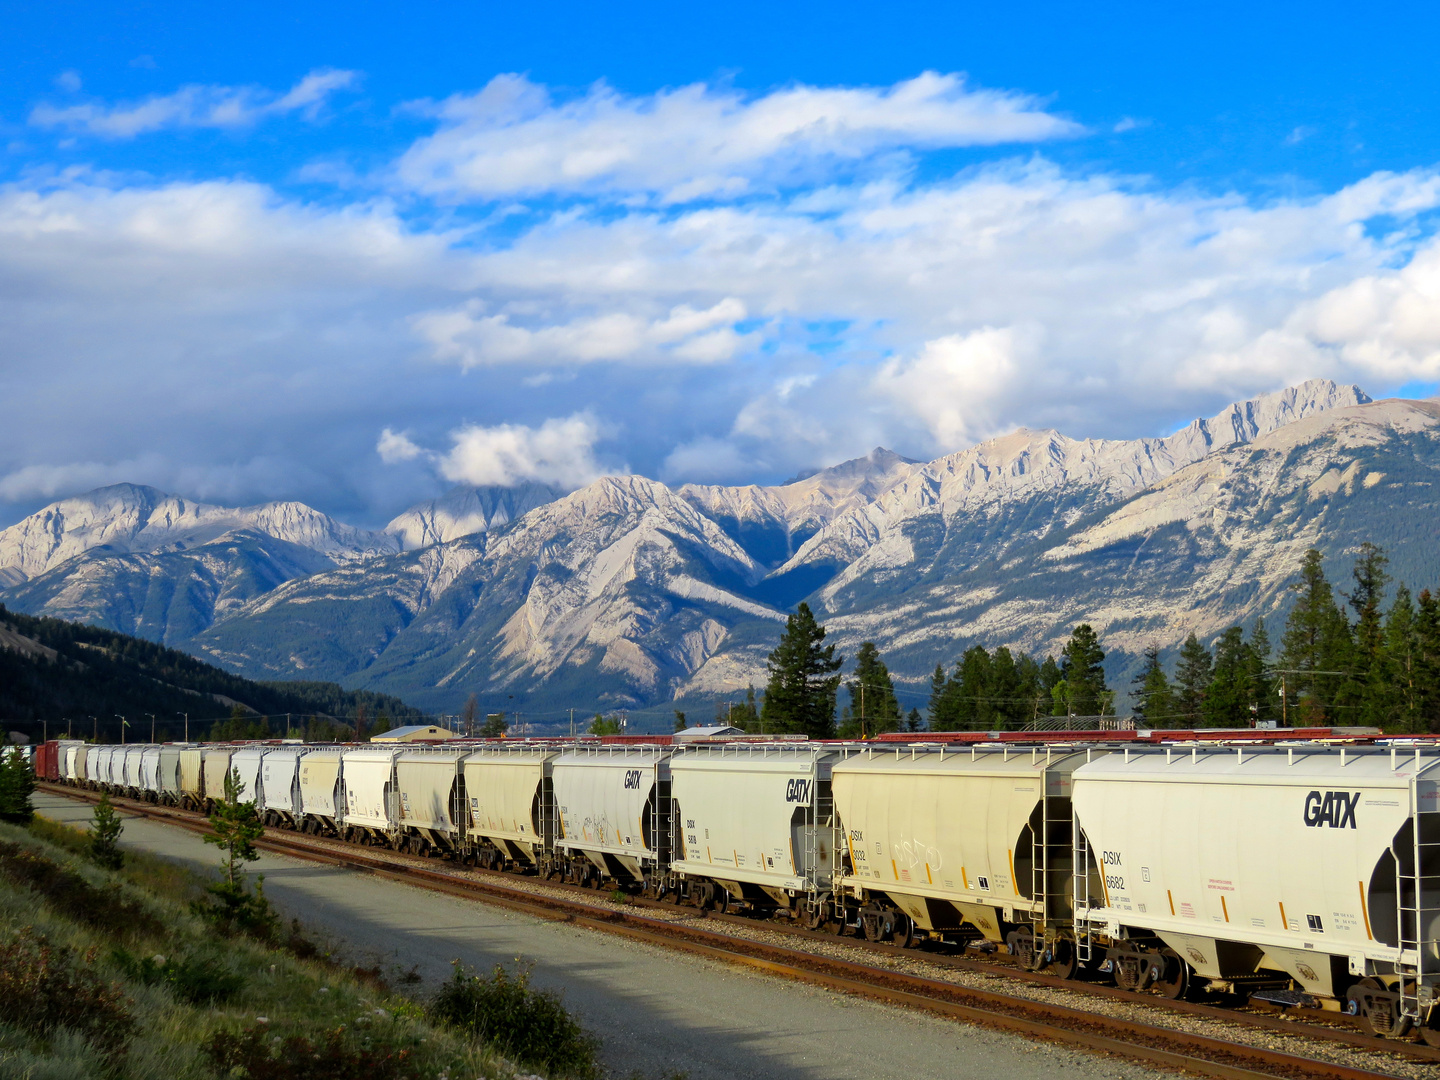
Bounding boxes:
[35,739,60,780]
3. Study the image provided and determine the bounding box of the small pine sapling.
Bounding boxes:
[88,792,124,870]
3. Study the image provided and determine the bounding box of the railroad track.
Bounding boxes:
[36,784,1427,1080]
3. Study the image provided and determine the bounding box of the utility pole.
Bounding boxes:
[860,681,866,741]
[42,719,47,743]
[146,713,155,742]
[569,708,575,737]
[66,718,72,739]
[177,712,188,742]
[286,713,291,738]
[117,715,126,745]
[90,716,97,742]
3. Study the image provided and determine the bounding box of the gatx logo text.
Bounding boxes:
[1303,790,1359,829]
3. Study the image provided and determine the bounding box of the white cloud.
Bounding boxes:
[873,327,1033,449]
[29,68,360,137]
[396,71,1082,202]
[435,415,611,489]
[376,428,424,463]
[55,70,82,93]
[412,297,752,367]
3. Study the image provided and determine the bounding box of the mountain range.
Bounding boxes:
[3,378,1437,721]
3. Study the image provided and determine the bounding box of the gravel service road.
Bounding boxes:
[31,792,1166,1080]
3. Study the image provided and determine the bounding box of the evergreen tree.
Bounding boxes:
[730,686,761,732]
[1383,587,1419,731]
[1038,656,1064,718]
[0,746,36,825]
[1417,590,1440,733]
[1060,625,1107,715]
[1246,619,1278,724]
[760,604,843,738]
[927,664,953,731]
[955,646,993,729]
[673,710,687,733]
[843,642,902,737]
[989,647,1026,729]
[588,714,622,735]
[88,791,123,870]
[1014,653,1045,723]
[197,766,274,937]
[905,707,924,732]
[480,711,508,738]
[1279,548,1353,722]
[1174,633,1213,724]
[1205,627,1248,727]
[1343,543,1390,723]
[1131,646,1176,728]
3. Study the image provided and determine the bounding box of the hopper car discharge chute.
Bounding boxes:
[1070,743,1440,1041]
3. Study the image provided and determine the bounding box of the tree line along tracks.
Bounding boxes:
[37,783,1433,1080]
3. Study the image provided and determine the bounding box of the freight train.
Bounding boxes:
[30,727,1440,1043]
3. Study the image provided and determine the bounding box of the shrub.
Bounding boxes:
[110,945,245,1004]
[203,1024,422,1080]
[430,960,600,1079]
[88,793,124,870]
[0,930,135,1056]
[0,840,162,938]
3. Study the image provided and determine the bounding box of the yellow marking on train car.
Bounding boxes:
[734,849,739,867]
[891,858,899,880]
[925,863,933,885]
[1167,890,1175,916]
[1279,901,1288,929]
[1097,866,1111,908]
[1359,881,1373,940]
[707,845,712,863]
[1220,894,1229,922]
[961,866,969,890]
[1007,849,1017,894]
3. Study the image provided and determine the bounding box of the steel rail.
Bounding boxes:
[36,784,1413,1080]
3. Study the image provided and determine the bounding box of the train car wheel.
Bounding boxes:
[1154,949,1189,1000]
[892,915,917,949]
[1046,937,1080,980]
[1349,978,1408,1039]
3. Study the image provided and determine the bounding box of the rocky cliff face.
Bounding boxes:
[5,380,1428,715]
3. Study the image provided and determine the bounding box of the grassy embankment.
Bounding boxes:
[0,813,601,1080]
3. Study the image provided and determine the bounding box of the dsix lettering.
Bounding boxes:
[1303,790,1359,829]
[785,778,813,804]
[623,769,643,790]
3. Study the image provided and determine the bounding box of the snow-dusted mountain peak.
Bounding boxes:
[0,483,397,584]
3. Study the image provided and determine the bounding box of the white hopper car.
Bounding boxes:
[831,743,1097,964]
[393,747,469,854]
[667,744,841,916]
[1071,742,1440,1039]
[552,746,673,888]
[462,745,558,872]
[259,745,313,827]
[298,748,346,834]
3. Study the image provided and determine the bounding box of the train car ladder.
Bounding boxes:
[1398,780,1440,1020]
[1073,819,1095,963]
[1032,792,1072,929]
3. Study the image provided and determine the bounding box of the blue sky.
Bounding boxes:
[3,1,1440,526]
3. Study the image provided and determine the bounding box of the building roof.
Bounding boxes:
[369,724,459,743]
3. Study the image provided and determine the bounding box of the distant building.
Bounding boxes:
[672,725,748,740]
[369,724,459,743]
